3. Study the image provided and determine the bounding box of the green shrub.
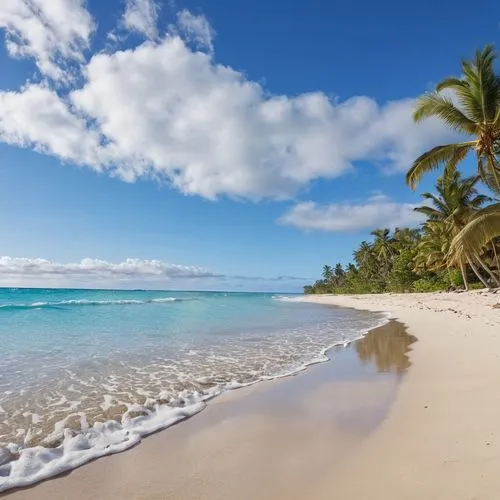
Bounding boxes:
[469,282,486,290]
[411,278,446,293]
[443,268,464,288]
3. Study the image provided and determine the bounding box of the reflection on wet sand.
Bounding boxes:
[355,320,417,374]
[3,318,416,500]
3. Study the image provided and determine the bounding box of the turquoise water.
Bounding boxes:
[0,288,384,491]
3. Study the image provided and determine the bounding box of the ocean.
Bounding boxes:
[0,288,386,491]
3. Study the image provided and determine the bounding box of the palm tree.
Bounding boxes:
[322,265,333,284]
[347,263,358,274]
[414,172,489,224]
[334,263,345,283]
[449,204,500,281]
[353,241,373,267]
[406,45,500,194]
[392,228,420,249]
[371,229,394,269]
[414,171,495,287]
[413,222,450,275]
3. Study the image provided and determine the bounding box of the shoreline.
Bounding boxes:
[0,303,386,494]
[304,291,500,500]
[5,289,500,499]
[3,317,411,499]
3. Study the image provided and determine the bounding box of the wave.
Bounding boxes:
[0,381,247,493]
[271,295,301,302]
[0,302,391,493]
[0,311,391,493]
[0,399,205,492]
[0,298,182,311]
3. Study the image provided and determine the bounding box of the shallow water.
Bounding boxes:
[4,320,416,500]
[0,288,386,491]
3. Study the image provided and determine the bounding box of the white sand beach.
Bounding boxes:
[305,290,500,500]
[5,290,500,500]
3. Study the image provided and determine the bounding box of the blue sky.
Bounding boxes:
[0,0,497,291]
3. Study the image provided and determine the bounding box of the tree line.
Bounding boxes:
[305,46,500,295]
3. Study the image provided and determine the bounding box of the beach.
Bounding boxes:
[4,290,500,499]
[308,290,500,500]
[2,0,500,498]
[0,289,385,491]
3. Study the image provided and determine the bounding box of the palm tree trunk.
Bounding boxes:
[475,253,500,287]
[466,255,489,288]
[459,261,469,291]
[491,241,500,279]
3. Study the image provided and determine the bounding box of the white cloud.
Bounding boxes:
[0,0,95,81]
[0,257,308,290]
[0,83,101,163]
[278,194,425,232]
[0,257,215,282]
[365,98,456,173]
[123,0,159,39]
[0,8,456,200]
[176,9,214,52]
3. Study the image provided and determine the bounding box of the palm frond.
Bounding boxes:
[406,142,474,190]
[470,194,494,207]
[414,206,445,219]
[436,77,468,92]
[451,46,500,124]
[443,145,472,179]
[475,45,499,122]
[413,93,476,133]
[450,203,500,257]
[421,192,449,215]
[478,156,500,195]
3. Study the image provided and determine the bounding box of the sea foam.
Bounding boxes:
[0,379,259,492]
[0,289,388,492]
[0,400,205,492]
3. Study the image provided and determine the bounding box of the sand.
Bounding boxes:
[305,290,500,500]
[5,290,500,500]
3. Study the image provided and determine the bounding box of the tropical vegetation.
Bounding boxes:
[305,46,500,294]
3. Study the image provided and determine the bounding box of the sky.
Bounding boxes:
[0,0,498,291]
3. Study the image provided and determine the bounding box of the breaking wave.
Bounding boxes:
[0,298,182,310]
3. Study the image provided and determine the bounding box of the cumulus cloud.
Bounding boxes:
[0,83,100,163]
[0,5,456,200]
[0,0,95,81]
[278,194,425,232]
[0,257,215,282]
[0,257,308,290]
[122,0,159,39]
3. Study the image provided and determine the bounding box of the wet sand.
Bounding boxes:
[305,291,500,500]
[4,320,414,500]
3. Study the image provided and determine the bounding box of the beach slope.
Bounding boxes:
[303,290,500,500]
[5,290,500,500]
